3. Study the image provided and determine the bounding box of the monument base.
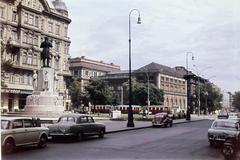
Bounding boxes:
[24,91,65,118]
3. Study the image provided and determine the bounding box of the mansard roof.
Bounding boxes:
[136,62,183,78]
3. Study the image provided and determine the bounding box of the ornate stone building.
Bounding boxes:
[69,56,120,92]
[0,0,71,112]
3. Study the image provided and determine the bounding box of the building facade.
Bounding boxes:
[0,0,71,112]
[101,62,188,114]
[69,56,120,92]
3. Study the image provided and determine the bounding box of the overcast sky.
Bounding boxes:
[65,0,240,93]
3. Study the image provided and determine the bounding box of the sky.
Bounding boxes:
[65,0,240,93]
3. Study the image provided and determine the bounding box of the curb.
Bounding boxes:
[105,119,206,134]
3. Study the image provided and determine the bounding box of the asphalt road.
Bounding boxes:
[2,120,233,160]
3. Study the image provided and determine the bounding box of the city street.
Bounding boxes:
[2,120,232,160]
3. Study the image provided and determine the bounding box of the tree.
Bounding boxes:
[232,91,240,111]
[68,78,88,112]
[196,83,223,114]
[1,59,13,87]
[123,79,164,106]
[85,78,114,113]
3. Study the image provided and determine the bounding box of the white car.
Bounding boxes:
[228,112,240,120]
[1,116,49,153]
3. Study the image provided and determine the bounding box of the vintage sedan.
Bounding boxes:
[152,112,173,127]
[1,116,49,153]
[208,119,240,147]
[48,113,106,141]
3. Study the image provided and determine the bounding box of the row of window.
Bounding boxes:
[24,0,40,10]
[9,73,33,86]
[165,98,186,108]
[161,77,185,84]
[22,52,38,66]
[48,21,68,37]
[23,32,38,46]
[24,12,39,27]
[73,70,104,77]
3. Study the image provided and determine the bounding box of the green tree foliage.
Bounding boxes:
[232,91,240,111]
[196,83,223,114]
[68,79,88,111]
[1,59,13,87]
[85,78,114,112]
[123,79,164,106]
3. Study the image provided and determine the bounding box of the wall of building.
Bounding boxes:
[158,73,187,113]
[69,57,120,93]
[0,0,71,112]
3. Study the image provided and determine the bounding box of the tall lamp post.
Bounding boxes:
[127,9,141,127]
[185,52,194,120]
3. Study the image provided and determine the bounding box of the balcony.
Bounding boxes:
[7,39,21,48]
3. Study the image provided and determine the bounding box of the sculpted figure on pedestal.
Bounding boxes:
[40,37,52,67]
[33,70,38,90]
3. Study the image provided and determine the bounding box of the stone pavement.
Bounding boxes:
[95,114,215,133]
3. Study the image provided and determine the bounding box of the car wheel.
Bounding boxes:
[170,122,173,127]
[222,144,235,159]
[3,138,15,154]
[209,140,215,147]
[164,123,168,128]
[98,130,104,138]
[77,132,83,141]
[38,135,47,148]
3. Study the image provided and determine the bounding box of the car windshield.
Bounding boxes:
[213,121,237,129]
[156,114,166,118]
[1,120,10,129]
[58,116,76,123]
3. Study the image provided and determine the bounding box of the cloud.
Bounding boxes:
[66,0,240,92]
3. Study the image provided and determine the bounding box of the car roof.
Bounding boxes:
[1,116,33,121]
[214,119,239,123]
[156,112,167,115]
[59,113,91,118]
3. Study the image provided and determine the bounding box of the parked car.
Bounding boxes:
[1,116,49,154]
[217,113,229,119]
[152,113,173,127]
[208,119,240,147]
[48,113,106,141]
[228,112,240,120]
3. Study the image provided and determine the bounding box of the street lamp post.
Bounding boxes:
[192,65,212,116]
[186,52,194,120]
[127,9,141,127]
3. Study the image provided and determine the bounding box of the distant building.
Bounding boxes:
[69,56,120,92]
[101,62,188,114]
[0,0,71,112]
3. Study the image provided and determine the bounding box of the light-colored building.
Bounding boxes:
[101,62,188,114]
[136,62,187,113]
[69,56,120,92]
[0,0,71,112]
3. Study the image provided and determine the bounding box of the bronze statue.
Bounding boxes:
[40,37,52,67]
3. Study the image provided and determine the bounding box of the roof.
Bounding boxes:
[136,62,184,78]
[46,0,55,9]
[59,113,90,118]
[52,0,68,12]
[213,119,239,123]
[1,116,33,121]
[70,57,120,72]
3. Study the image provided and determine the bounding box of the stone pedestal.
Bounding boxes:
[24,67,64,117]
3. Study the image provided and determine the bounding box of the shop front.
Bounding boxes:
[1,88,32,112]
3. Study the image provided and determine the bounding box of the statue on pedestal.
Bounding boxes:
[44,71,49,91]
[33,70,38,90]
[54,72,59,91]
[40,37,52,67]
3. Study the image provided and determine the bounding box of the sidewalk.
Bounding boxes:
[96,114,215,134]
